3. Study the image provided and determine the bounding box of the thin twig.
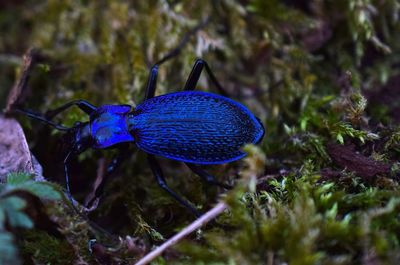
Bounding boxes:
[84,158,107,210]
[135,202,228,265]
[5,48,41,114]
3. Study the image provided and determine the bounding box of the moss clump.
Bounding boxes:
[21,230,76,265]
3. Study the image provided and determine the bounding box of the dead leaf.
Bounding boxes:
[326,143,390,179]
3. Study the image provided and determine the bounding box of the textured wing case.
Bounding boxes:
[128,91,264,164]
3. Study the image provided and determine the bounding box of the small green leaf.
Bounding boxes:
[18,182,61,200]
[2,197,26,211]
[326,203,338,219]
[0,197,33,229]
[0,232,20,265]
[336,134,344,144]
[300,117,308,131]
[6,173,32,185]
[283,124,292,135]
[4,173,61,200]
[0,208,4,230]
[6,211,33,229]
[37,63,51,72]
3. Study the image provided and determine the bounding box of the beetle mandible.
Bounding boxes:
[18,58,265,217]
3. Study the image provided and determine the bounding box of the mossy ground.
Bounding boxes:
[1,1,400,264]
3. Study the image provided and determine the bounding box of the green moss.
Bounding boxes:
[21,230,75,265]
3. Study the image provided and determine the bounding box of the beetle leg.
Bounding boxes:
[144,65,159,100]
[183,59,203,91]
[63,150,83,215]
[144,18,211,100]
[45,99,96,119]
[154,17,210,66]
[15,108,70,131]
[148,155,200,217]
[185,163,232,190]
[152,17,210,66]
[85,146,131,208]
[64,150,119,240]
[183,59,228,96]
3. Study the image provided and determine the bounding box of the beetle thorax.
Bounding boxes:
[89,105,135,149]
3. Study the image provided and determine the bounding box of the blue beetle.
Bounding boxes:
[19,59,265,216]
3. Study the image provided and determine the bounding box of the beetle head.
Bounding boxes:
[62,121,93,154]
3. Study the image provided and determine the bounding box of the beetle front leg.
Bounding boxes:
[63,150,82,215]
[148,155,200,217]
[186,163,232,190]
[183,59,228,96]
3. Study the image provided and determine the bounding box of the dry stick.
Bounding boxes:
[5,48,40,114]
[135,202,228,265]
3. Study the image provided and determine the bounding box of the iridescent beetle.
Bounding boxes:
[19,58,265,217]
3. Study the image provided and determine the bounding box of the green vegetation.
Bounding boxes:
[0,173,61,264]
[1,0,400,264]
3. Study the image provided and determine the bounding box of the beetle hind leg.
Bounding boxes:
[186,163,232,190]
[144,18,210,100]
[148,155,201,217]
[144,65,159,100]
[183,59,228,96]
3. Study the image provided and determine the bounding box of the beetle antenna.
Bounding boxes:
[15,108,70,131]
[155,15,211,65]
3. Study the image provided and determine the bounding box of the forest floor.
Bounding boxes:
[1,1,400,264]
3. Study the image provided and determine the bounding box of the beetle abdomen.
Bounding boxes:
[128,91,264,164]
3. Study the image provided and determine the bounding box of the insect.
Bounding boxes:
[18,58,265,217]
